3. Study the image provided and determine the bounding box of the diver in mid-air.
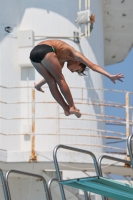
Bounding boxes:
[30,40,124,118]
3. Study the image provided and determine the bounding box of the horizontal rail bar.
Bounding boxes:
[0,85,133,94]
[0,132,126,140]
[1,116,132,125]
[60,128,125,136]
[1,100,133,109]
[98,155,131,176]
[34,35,79,38]
[82,113,127,121]
[67,144,125,151]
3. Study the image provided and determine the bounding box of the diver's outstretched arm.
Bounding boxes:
[69,47,124,83]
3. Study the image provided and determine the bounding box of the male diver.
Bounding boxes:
[30,40,124,118]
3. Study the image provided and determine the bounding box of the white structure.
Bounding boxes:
[103,0,133,65]
[0,0,133,199]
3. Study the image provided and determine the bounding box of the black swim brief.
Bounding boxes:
[29,44,55,63]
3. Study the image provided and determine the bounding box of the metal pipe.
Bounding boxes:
[85,0,87,9]
[79,0,81,10]
[124,176,133,185]
[1,100,133,109]
[88,0,90,8]
[126,93,130,162]
[22,132,125,140]
[5,170,50,200]
[48,178,58,200]
[56,104,60,144]
[82,113,127,121]
[98,155,131,177]
[53,144,100,200]
[84,191,90,200]
[0,84,133,94]
[31,89,36,161]
[127,134,133,168]
[132,108,133,135]
[0,169,9,200]
[98,155,131,200]
[67,143,125,151]
[1,116,132,125]
[34,36,80,39]
[1,100,132,108]
[48,178,89,200]
[53,147,66,200]
[60,127,125,136]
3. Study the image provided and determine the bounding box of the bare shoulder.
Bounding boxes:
[38,40,75,51]
[38,40,78,60]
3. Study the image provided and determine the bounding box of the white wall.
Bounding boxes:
[0,0,105,156]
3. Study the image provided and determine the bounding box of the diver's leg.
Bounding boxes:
[41,52,81,118]
[31,61,70,116]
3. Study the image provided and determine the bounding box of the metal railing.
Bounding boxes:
[48,178,58,200]
[98,155,131,200]
[0,169,9,200]
[127,133,133,168]
[48,178,90,200]
[53,144,100,200]
[5,170,50,200]
[0,85,133,157]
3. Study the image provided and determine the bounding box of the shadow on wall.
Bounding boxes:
[0,0,79,42]
[0,0,104,113]
[78,40,105,151]
[0,0,79,83]
[1,0,104,116]
[0,0,106,152]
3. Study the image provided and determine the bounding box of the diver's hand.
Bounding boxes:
[109,73,124,84]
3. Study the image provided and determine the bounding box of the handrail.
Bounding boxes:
[98,155,131,200]
[98,155,131,176]
[0,169,9,200]
[48,178,90,200]
[5,170,50,200]
[0,85,133,94]
[48,178,58,200]
[0,100,133,109]
[53,144,100,200]
[127,134,133,168]
[0,86,132,155]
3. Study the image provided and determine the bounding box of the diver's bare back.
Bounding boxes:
[38,40,74,63]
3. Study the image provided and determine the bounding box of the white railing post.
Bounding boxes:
[30,88,37,161]
[126,93,130,162]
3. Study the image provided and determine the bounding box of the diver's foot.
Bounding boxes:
[69,106,82,118]
[64,111,70,116]
[64,105,70,116]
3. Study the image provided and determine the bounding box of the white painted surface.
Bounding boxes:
[0,1,109,199]
[102,0,133,65]
[0,0,105,155]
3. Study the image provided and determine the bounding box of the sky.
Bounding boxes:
[104,48,133,92]
[104,48,133,153]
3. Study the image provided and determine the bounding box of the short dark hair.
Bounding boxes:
[78,63,88,76]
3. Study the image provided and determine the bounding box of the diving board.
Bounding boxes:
[53,144,133,200]
[59,176,133,200]
[53,144,100,200]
